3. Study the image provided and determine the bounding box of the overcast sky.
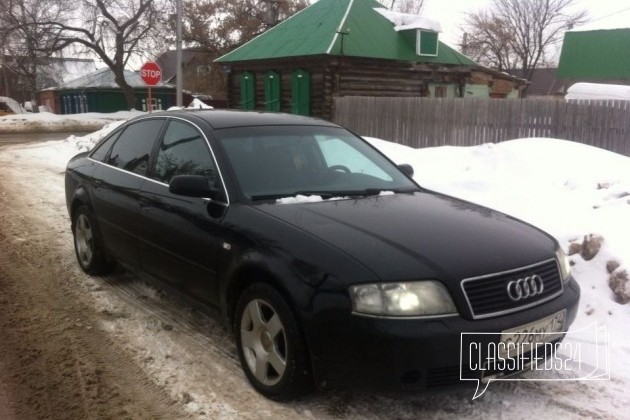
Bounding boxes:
[422,0,630,46]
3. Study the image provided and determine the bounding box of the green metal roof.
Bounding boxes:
[558,29,630,80]
[216,0,477,66]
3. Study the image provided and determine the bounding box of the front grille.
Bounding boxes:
[461,259,563,319]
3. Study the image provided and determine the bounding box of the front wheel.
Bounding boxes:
[72,205,114,275]
[234,283,312,400]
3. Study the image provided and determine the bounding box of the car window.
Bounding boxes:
[316,137,392,181]
[90,130,121,162]
[106,119,164,175]
[215,125,416,199]
[152,120,218,185]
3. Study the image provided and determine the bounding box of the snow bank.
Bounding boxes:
[0,110,144,133]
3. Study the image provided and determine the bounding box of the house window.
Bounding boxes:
[264,71,281,112]
[417,30,438,56]
[240,72,255,110]
[434,86,447,98]
[291,69,310,116]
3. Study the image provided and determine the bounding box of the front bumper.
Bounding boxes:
[308,277,580,391]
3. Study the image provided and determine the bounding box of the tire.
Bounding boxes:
[72,205,114,275]
[234,283,313,400]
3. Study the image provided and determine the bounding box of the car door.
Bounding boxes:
[137,118,227,304]
[90,118,166,268]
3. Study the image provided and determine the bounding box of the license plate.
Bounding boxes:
[499,310,566,357]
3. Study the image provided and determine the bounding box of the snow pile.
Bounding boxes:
[0,96,25,114]
[187,98,213,109]
[566,82,630,101]
[0,110,143,133]
[374,7,442,32]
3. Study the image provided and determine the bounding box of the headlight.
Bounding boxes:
[556,246,572,283]
[349,281,457,317]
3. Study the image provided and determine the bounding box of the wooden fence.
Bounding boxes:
[332,96,630,156]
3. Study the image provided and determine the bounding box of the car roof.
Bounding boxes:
[139,109,341,130]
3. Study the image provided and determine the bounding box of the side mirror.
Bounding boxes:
[398,163,414,177]
[169,175,219,199]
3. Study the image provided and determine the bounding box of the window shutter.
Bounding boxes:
[264,71,281,112]
[240,72,255,110]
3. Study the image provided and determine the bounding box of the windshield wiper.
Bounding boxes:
[251,191,338,201]
[251,187,420,202]
[330,187,419,197]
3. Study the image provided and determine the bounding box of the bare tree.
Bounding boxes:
[460,0,587,86]
[460,10,518,71]
[170,0,308,98]
[0,0,70,108]
[48,0,170,109]
[177,0,308,55]
[379,0,424,14]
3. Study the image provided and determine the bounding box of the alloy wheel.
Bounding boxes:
[240,298,288,386]
[75,213,93,267]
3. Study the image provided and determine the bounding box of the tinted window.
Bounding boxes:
[152,120,218,185]
[106,119,164,175]
[90,130,121,162]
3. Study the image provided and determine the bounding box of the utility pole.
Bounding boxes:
[176,0,183,107]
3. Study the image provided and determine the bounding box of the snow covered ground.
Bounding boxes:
[1,111,629,417]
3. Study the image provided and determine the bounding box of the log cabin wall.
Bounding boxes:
[225,57,328,118]
[225,55,524,121]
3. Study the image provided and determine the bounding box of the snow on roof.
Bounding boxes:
[60,67,172,89]
[566,82,630,101]
[39,58,98,89]
[374,7,441,32]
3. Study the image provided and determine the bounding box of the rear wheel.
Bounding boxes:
[234,283,312,400]
[72,205,114,275]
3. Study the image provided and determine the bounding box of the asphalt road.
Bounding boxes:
[0,132,92,147]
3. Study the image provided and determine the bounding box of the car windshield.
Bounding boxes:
[214,125,418,201]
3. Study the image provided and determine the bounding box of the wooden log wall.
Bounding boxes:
[224,56,523,120]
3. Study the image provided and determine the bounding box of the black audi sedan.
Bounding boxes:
[65,110,580,399]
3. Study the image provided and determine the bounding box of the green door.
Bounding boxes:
[291,69,310,116]
[240,72,255,110]
[264,71,281,112]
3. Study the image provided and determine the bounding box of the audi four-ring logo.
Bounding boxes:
[506,275,544,301]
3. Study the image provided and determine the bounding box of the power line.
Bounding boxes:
[590,6,630,23]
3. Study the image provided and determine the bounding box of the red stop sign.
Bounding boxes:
[140,61,162,86]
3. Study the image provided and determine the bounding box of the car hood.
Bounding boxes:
[253,191,557,283]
